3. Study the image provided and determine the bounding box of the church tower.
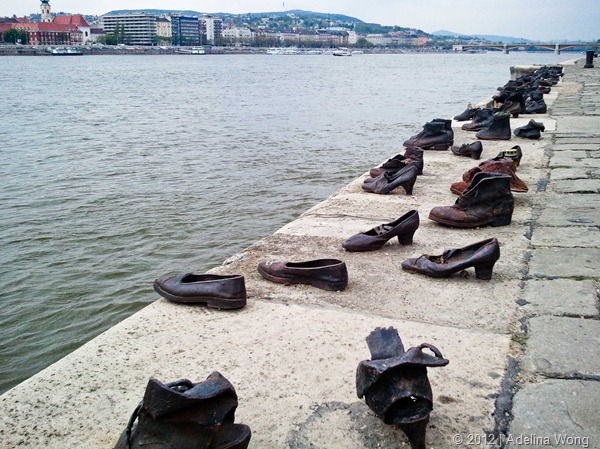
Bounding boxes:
[41,0,52,23]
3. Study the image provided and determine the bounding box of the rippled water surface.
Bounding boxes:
[0,51,567,393]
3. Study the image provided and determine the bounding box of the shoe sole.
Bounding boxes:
[257,265,347,291]
[428,214,511,228]
[153,282,246,309]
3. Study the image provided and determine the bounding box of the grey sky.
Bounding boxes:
[1,0,599,41]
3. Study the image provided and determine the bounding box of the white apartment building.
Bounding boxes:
[101,13,157,46]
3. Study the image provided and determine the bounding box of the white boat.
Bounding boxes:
[46,46,83,56]
[266,47,283,55]
[333,47,352,56]
[177,47,206,55]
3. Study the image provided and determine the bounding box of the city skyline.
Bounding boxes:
[1,0,599,42]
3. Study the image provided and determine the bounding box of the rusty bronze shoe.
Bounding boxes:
[369,147,424,177]
[257,258,348,291]
[363,162,419,195]
[475,111,511,140]
[450,141,483,159]
[429,172,514,228]
[356,327,449,449]
[153,274,247,309]
[403,119,453,151]
[342,210,419,252]
[450,159,528,195]
[514,119,545,139]
[401,237,501,280]
[453,103,479,121]
[113,372,252,449]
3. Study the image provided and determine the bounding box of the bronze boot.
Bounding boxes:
[450,159,528,195]
[430,172,514,228]
[356,327,449,449]
[475,111,511,140]
[113,373,251,449]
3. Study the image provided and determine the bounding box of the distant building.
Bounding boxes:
[53,15,91,44]
[101,13,157,46]
[221,26,252,45]
[199,16,222,44]
[40,0,51,23]
[156,16,171,44]
[170,15,199,46]
[14,21,82,45]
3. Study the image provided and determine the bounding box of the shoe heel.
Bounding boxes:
[397,231,415,245]
[471,149,483,160]
[474,262,496,280]
[401,177,416,195]
[490,214,512,227]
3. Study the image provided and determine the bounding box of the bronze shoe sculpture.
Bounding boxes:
[450,141,483,160]
[476,111,511,140]
[401,237,500,280]
[514,119,545,139]
[403,119,453,151]
[450,159,528,195]
[453,103,479,121]
[362,162,419,195]
[357,327,449,449]
[114,372,251,449]
[342,210,419,252]
[461,108,494,131]
[257,258,348,291]
[369,147,424,177]
[153,274,247,309]
[488,145,523,168]
[430,172,514,228]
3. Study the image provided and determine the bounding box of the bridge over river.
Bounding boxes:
[454,42,599,54]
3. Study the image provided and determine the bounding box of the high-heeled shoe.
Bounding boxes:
[401,238,500,280]
[362,162,419,195]
[342,210,419,252]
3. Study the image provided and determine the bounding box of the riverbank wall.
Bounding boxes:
[0,58,598,448]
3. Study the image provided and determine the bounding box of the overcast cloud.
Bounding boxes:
[1,0,599,41]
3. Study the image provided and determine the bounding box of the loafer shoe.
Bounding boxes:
[257,258,348,291]
[153,273,247,309]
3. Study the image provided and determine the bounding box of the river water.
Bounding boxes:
[0,51,567,394]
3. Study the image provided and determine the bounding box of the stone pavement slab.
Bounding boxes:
[508,379,600,449]
[520,279,598,317]
[550,168,591,180]
[522,316,600,377]
[529,248,600,277]
[530,226,600,247]
[551,179,600,193]
[0,300,509,449]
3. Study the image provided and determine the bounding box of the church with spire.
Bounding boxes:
[40,0,52,23]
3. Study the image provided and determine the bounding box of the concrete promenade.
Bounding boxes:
[0,59,598,449]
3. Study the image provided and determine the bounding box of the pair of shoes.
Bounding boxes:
[401,237,501,280]
[342,210,419,252]
[114,372,251,449]
[154,274,247,309]
[357,327,448,448]
[450,158,528,194]
[369,146,424,177]
[476,111,511,140]
[451,141,483,159]
[257,258,348,291]
[514,119,545,139]
[362,162,420,195]
[403,118,454,150]
[430,172,514,228]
